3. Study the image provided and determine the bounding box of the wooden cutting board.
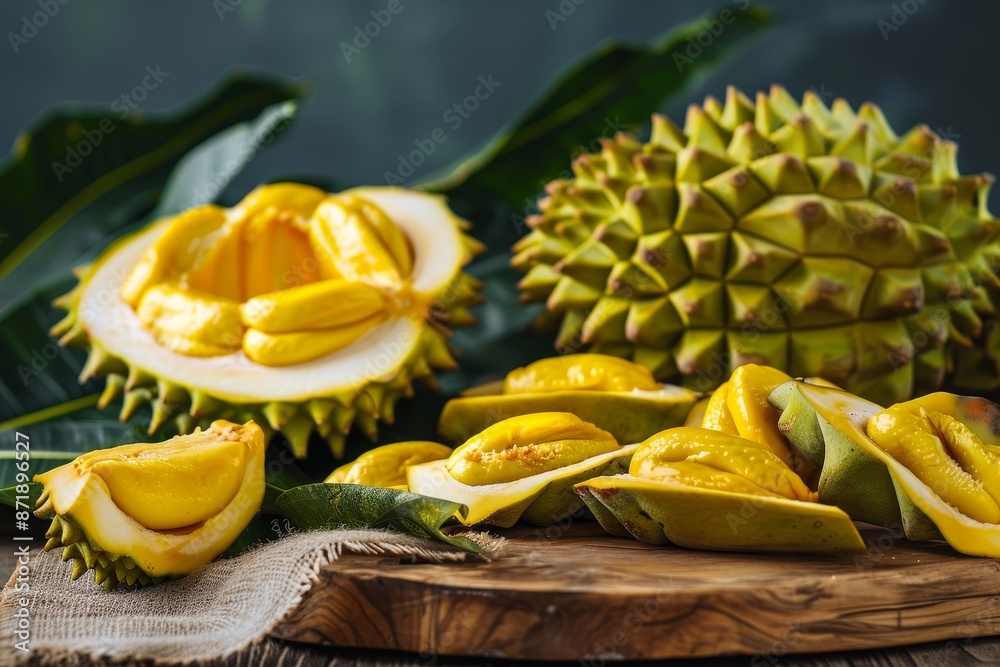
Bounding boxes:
[271,521,1000,661]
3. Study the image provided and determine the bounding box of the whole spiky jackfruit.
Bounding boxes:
[511,85,1000,405]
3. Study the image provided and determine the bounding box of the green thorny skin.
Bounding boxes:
[512,85,1000,406]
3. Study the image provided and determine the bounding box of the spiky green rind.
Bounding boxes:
[35,490,167,590]
[52,249,483,459]
[513,85,1000,406]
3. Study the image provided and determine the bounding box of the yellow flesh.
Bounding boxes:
[309,198,406,287]
[136,283,243,357]
[502,354,661,394]
[119,184,416,367]
[631,427,815,502]
[868,403,1000,524]
[696,365,810,479]
[701,382,739,433]
[241,280,385,333]
[84,436,248,531]
[325,441,453,488]
[241,315,384,366]
[34,421,265,577]
[446,412,620,485]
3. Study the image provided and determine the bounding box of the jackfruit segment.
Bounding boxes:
[407,442,639,527]
[241,280,386,333]
[310,194,414,281]
[119,204,230,307]
[574,423,865,552]
[445,412,620,485]
[325,441,453,489]
[575,476,865,553]
[630,427,816,502]
[438,354,698,446]
[700,381,739,433]
[770,381,1000,557]
[135,283,244,357]
[81,433,249,531]
[502,354,661,393]
[242,314,385,367]
[34,421,265,587]
[697,365,795,465]
[868,404,1000,524]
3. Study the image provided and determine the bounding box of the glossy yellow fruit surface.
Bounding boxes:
[439,354,696,446]
[503,354,661,394]
[446,412,620,485]
[868,403,1000,524]
[34,421,265,588]
[325,441,453,489]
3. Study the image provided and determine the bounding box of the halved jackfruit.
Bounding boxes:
[34,421,265,589]
[52,184,484,459]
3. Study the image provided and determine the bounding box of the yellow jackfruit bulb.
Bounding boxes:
[631,427,816,502]
[34,421,265,589]
[308,196,408,287]
[446,412,620,485]
[325,441,453,489]
[242,315,383,366]
[119,205,228,307]
[503,354,661,394]
[241,280,386,333]
[867,403,1000,524]
[135,282,244,357]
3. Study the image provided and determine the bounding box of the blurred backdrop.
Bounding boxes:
[1,0,994,199]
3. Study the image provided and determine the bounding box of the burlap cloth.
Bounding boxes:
[0,529,503,666]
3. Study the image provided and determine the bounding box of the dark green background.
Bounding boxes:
[1,0,994,200]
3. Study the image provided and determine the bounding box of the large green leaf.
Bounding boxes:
[0,73,306,314]
[425,6,769,250]
[276,483,479,552]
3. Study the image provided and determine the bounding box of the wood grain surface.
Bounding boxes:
[272,521,1000,661]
